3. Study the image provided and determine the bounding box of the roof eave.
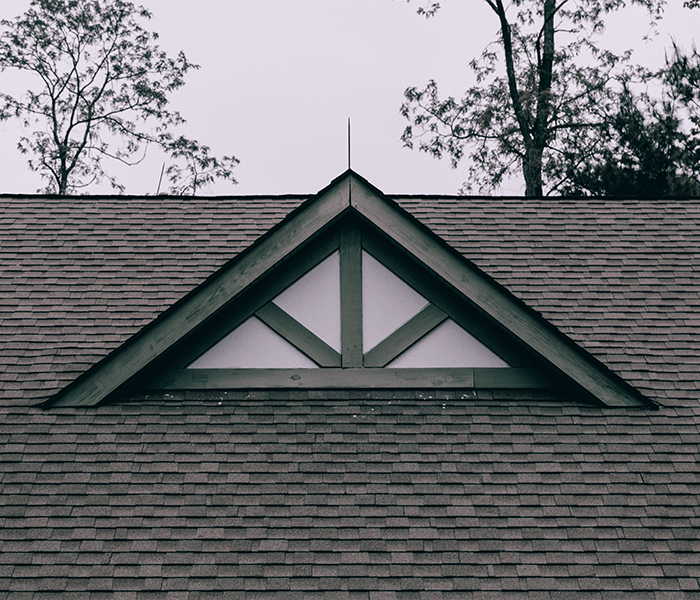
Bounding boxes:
[45,170,655,409]
[347,175,655,409]
[46,172,355,407]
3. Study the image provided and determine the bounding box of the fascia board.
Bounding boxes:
[47,174,352,407]
[348,174,653,408]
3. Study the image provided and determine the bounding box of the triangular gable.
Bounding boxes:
[46,171,654,408]
[140,217,528,391]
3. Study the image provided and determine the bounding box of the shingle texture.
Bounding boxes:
[0,195,301,405]
[395,196,700,407]
[2,397,700,599]
[1,188,699,598]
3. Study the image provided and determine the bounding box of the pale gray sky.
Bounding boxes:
[0,0,696,196]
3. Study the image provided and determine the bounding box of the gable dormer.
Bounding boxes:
[46,171,652,408]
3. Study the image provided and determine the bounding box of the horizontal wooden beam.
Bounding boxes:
[155,367,557,390]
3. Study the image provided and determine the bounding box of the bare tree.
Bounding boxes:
[401,0,665,196]
[0,0,238,194]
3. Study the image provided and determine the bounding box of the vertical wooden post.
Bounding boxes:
[340,223,362,367]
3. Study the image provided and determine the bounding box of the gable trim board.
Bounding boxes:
[45,171,654,408]
[154,367,556,390]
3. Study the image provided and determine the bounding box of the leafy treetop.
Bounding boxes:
[0,0,237,194]
[401,0,667,196]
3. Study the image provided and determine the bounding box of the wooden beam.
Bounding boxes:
[256,302,341,368]
[340,223,363,367]
[475,367,558,388]
[153,367,561,390]
[154,367,556,390]
[349,175,651,407]
[49,174,352,407]
[152,231,341,374]
[362,229,530,368]
[363,304,447,367]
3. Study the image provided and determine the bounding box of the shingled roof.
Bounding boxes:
[1,171,699,598]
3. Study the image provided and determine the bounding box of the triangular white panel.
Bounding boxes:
[363,251,429,352]
[387,319,509,368]
[188,317,318,369]
[273,251,341,352]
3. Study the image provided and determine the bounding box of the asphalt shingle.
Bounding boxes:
[1,398,700,598]
[1,188,699,598]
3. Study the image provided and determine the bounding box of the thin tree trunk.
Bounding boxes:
[523,147,544,196]
[58,171,68,195]
[525,0,556,197]
[58,166,69,195]
[493,0,555,196]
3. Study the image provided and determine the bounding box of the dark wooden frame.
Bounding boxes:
[157,367,554,390]
[143,217,564,393]
[47,170,651,407]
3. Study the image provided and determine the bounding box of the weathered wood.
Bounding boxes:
[340,222,363,367]
[152,367,559,390]
[363,304,447,367]
[153,232,342,374]
[49,170,650,408]
[156,368,473,389]
[362,229,530,368]
[349,175,650,407]
[256,302,341,368]
[474,367,558,388]
[50,175,352,407]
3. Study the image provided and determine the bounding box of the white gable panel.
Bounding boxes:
[362,250,429,352]
[273,251,341,352]
[188,317,318,369]
[387,319,509,368]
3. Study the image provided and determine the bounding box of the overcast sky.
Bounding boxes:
[0,0,697,196]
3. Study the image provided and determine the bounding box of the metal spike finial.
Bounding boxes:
[347,118,351,170]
